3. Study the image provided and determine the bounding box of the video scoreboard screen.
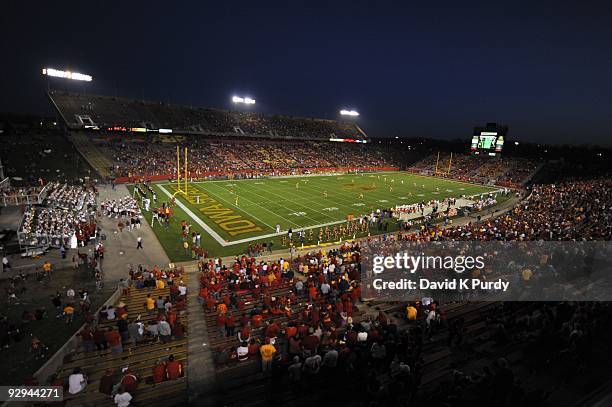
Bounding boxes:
[470,125,506,156]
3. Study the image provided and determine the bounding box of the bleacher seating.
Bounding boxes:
[49,91,366,141]
[408,153,540,186]
[55,270,188,407]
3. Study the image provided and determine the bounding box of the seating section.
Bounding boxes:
[57,269,188,407]
[49,91,366,141]
[97,137,394,180]
[66,132,114,178]
[408,153,540,186]
[196,245,364,396]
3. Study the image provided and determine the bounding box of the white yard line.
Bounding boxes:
[203,182,304,228]
[235,181,339,223]
[158,184,349,246]
[191,184,276,229]
[219,182,332,225]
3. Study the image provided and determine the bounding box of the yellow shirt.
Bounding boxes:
[64,306,74,315]
[217,303,227,314]
[260,344,276,361]
[156,280,166,289]
[146,298,155,310]
[522,268,533,281]
[407,306,417,321]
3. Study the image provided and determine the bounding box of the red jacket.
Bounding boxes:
[152,363,166,383]
[166,361,182,379]
[120,373,138,392]
[105,330,121,347]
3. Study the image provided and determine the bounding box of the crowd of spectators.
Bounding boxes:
[409,154,540,186]
[197,176,610,405]
[61,265,187,404]
[197,242,362,369]
[99,138,395,179]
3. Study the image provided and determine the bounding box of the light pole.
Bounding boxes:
[232,96,256,109]
[339,109,359,117]
[42,67,93,94]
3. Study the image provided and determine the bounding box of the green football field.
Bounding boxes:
[131,171,499,261]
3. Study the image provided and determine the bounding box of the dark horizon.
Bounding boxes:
[2,1,612,146]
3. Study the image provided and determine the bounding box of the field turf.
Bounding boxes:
[130,172,498,260]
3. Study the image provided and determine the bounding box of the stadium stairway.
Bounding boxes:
[66,132,113,179]
[57,276,189,407]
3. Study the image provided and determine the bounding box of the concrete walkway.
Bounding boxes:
[182,262,218,406]
[96,184,170,283]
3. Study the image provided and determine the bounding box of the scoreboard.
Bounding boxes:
[470,124,506,156]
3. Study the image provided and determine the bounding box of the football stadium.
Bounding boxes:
[1,3,612,407]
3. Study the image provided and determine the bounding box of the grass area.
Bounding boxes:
[0,267,112,385]
[130,172,498,261]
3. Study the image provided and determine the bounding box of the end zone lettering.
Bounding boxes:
[200,202,263,236]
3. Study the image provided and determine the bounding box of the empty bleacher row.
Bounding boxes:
[66,132,114,179]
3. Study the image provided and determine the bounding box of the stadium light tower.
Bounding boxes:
[340,109,359,117]
[232,95,256,105]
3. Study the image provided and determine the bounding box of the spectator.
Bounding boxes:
[79,324,95,352]
[63,304,75,323]
[68,368,87,394]
[259,339,276,373]
[166,354,183,379]
[105,327,123,353]
[113,386,132,407]
[99,368,115,395]
[158,319,172,343]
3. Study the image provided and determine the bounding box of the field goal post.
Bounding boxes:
[172,146,189,199]
[434,151,453,176]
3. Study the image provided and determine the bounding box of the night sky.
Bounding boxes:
[2,1,612,146]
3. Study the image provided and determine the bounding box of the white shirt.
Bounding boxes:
[237,345,249,360]
[357,332,368,342]
[178,285,187,296]
[68,373,86,394]
[114,392,133,407]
